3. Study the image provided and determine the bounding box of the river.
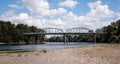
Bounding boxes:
[0,42,110,51]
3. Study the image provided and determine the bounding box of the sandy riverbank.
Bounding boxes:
[0,45,120,64]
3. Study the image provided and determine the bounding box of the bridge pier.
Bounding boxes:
[93,33,96,43]
[37,35,39,44]
[64,34,66,43]
[64,34,68,43]
[32,36,36,44]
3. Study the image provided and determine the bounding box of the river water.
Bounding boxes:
[0,42,110,51]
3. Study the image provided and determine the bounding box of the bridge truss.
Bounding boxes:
[24,27,98,43]
[43,27,93,33]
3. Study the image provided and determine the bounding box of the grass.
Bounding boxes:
[85,51,93,55]
[101,56,104,58]
[35,53,39,56]
[24,54,28,57]
[0,50,32,56]
[10,55,13,57]
[0,49,48,57]
[0,50,29,54]
[39,49,47,53]
[18,54,21,57]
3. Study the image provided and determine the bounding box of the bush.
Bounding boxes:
[41,49,47,53]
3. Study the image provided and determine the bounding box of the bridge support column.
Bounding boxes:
[93,33,96,43]
[64,34,68,43]
[37,35,39,44]
[31,36,35,44]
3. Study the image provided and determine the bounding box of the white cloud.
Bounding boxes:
[87,1,114,19]
[44,18,65,29]
[50,8,67,17]
[116,12,120,19]
[22,0,68,17]
[0,10,15,18]
[22,0,50,16]
[61,0,115,30]
[8,4,20,9]
[0,11,40,27]
[0,0,118,31]
[0,10,65,29]
[59,0,77,8]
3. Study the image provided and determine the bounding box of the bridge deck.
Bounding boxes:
[24,32,105,35]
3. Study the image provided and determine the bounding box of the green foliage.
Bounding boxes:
[18,54,21,57]
[46,36,63,42]
[0,21,45,44]
[0,19,120,44]
[96,19,120,43]
[35,53,39,56]
[41,49,47,53]
[46,35,93,42]
[47,19,120,43]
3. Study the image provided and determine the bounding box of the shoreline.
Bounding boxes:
[0,43,119,52]
[0,42,45,46]
[0,42,114,51]
[0,45,120,64]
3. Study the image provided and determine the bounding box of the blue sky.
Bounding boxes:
[0,0,120,30]
[1,0,120,15]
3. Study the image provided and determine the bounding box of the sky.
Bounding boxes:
[0,0,120,31]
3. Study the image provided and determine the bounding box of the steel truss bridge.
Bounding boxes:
[24,27,103,43]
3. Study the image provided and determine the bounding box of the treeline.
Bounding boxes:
[47,19,120,43]
[0,19,120,44]
[96,19,120,43]
[0,21,45,44]
[46,35,93,42]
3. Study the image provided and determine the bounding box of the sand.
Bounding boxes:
[0,45,120,64]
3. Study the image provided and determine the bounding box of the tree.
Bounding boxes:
[96,19,120,43]
[0,21,45,44]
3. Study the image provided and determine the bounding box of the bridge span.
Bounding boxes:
[24,27,104,43]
